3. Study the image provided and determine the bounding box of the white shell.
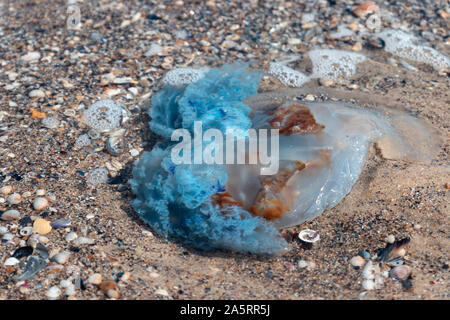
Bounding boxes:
[298,229,320,243]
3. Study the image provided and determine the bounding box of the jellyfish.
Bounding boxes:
[130,63,438,255]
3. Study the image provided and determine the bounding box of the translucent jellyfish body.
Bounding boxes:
[130,63,436,255]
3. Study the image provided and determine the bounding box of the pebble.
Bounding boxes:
[298,260,309,269]
[6,193,22,205]
[29,89,45,99]
[0,185,13,195]
[358,250,371,259]
[389,265,411,280]
[361,279,375,290]
[155,289,169,297]
[0,226,7,235]
[350,256,366,268]
[65,232,78,242]
[100,280,120,299]
[2,233,14,241]
[74,237,95,246]
[386,235,396,243]
[88,273,102,285]
[33,197,49,211]
[304,94,315,101]
[46,286,61,299]
[361,261,376,280]
[65,285,76,296]
[51,251,70,264]
[60,279,72,288]
[21,51,41,62]
[4,257,20,266]
[33,218,52,235]
[1,209,21,221]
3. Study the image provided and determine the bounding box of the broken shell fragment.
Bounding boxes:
[298,229,320,243]
[389,265,412,280]
[106,129,126,156]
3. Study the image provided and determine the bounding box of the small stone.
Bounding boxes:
[350,256,366,268]
[29,89,45,99]
[74,237,95,246]
[1,209,21,221]
[120,272,130,282]
[21,51,41,62]
[33,197,48,211]
[88,273,102,285]
[361,279,375,290]
[47,286,61,299]
[0,186,13,195]
[155,289,169,296]
[65,285,76,296]
[358,250,371,259]
[7,193,22,205]
[52,251,70,264]
[50,219,71,229]
[413,224,421,230]
[0,226,7,234]
[35,189,46,196]
[100,280,120,299]
[298,260,309,269]
[386,235,396,243]
[2,233,14,241]
[129,148,140,157]
[65,232,78,242]
[352,2,379,18]
[361,261,376,280]
[4,257,20,266]
[304,94,315,101]
[352,42,362,52]
[33,218,52,235]
[60,280,72,288]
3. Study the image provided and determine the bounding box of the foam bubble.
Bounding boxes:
[308,49,366,82]
[162,67,209,87]
[378,29,450,71]
[268,62,310,87]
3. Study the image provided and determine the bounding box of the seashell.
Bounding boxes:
[19,227,33,237]
[387,257,404,267]
[33,218,52,235]
[350,256,366,268]
[51,251,70,264]
[6,193,22,205]
[298,229,320,243]
[65,232,78,242]
[88,273,102,285]
[100,280,120,299]
[4,257,20,266]
[377,237,410,262]
[106,129,126,156]
[389,265,411,280]
[0,185,13,195]
[12,246,33,259]
[50,219,71,229]
[1,209,21,221]
[33,197,48,211]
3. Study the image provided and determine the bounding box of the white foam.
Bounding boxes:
[162,67,209,86]
[308,49,366,82]
[378,29,450,71]
[268,62,310,87]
